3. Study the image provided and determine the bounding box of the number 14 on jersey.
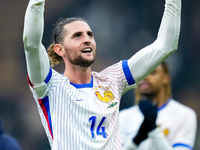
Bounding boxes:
[89,116,108,139]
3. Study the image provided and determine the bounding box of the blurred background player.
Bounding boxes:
[0,119,22,150]
[23,0,181,149]
[119,62,197,150]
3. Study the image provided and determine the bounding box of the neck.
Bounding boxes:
[153,94,168,108]
[142,88,168,108]
[153,88,168,108]
[63,64,92,84]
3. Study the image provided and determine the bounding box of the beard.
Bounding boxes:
[140,89,159,100]
[67,54,96,68]
[140,93,155,100]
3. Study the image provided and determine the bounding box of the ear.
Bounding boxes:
[163,74,170,85]
[54,44,65,57]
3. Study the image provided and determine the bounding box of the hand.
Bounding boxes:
[133,99,158,145]
[139,100,157,131]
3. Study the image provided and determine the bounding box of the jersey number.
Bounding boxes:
[89,116,107,139]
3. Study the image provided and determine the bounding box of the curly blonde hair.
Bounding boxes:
[47,42,63,67]
[47,17,88,67]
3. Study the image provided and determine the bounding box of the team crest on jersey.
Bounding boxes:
[158,125,169,136]
[94,86,117,109]
[163,128,169,136]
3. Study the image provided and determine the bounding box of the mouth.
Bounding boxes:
[82,48,92,53]
[139,82,151,90]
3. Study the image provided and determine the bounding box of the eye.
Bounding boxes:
[74,32,82,38]
[150,70,156,75]
[87,31,93,37]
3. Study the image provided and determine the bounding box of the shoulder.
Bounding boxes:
[169,99,195,113]
[50,68,69,84]
[92,61,125,84]
[92,61,123,76]
[168,99,196,118]
[45,68,71,96]
[51,68,64,79]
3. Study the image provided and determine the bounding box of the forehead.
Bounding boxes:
[154,64,164,73]
[64,21,92,35]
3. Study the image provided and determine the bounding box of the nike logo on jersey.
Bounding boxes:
[76,99,84,101]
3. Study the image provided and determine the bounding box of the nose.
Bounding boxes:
[83,34,91,45]
[143,75,150,81]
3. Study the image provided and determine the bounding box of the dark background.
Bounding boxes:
[0,0,200,149]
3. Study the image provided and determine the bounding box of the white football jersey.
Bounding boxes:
[119,99,197,150]
[29,60,136,150]
[23,0,182,149]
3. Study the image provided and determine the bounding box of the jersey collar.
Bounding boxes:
[158,98,172,111]
[70,76,93,89]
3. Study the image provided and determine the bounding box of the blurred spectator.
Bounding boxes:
[119,62,197,150]
[0,119,22,150]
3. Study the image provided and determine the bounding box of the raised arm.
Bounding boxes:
[128,0,181,84]
[23,0,50,86]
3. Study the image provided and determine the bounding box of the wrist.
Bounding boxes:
[148,127,160,137]
[126,140,138,150]
[144,117,157,132]
[133,132,147,146]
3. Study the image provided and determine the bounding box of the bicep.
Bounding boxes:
[128,41,170,84]
[25,44,50,86]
